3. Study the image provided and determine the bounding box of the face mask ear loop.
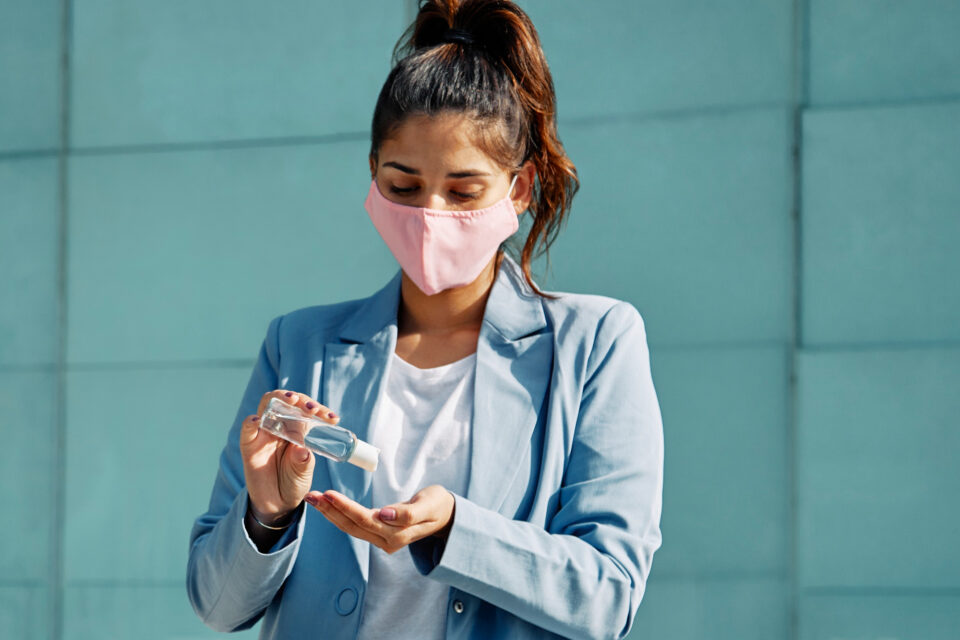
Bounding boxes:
[508,172,525,215]
[508,172,519,196]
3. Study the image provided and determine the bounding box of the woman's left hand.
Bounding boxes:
[304,484,455,554]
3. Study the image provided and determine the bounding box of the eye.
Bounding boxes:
[389,185,418,195]
[451,189,482,201]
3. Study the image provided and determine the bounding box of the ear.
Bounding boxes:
[368,155,377,179]
[512,160,537,215]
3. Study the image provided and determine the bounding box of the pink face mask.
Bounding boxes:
[364,174,520,296]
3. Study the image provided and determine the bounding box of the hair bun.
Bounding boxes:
[403,0,537,65]
[440,27,475,46]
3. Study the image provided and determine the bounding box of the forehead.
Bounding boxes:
[378,112,499,172]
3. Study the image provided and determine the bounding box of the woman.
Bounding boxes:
[186,1,663,638]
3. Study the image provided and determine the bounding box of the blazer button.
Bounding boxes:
[335,587,359,615]
[452,599,465,614]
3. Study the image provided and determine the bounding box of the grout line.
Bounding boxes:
[65,358,256,372]
[800,0,812,112]
[560,100,791,129]
[0,580,48,589]
[802,586,960,598]
[68,131,370,158]
[66,343,800,371]
[63,579,236,589]
[15,102,798,166]
[51,1,74,637]
[0,363,59,374]
[41,337,960,375]
[12,341,957,375]
[649,572,790,584]
[12,342,839,372]
[798,340,960,354]
[788,0,810,638]
[8,95,960,166]
[647,339,790,352]
[805,92,960,113]
[0,148,60,161]
[18,91,960,168]
[13,338,960,373]
[64,580,203,588]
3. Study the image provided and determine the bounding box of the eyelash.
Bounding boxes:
[389,185,481,201]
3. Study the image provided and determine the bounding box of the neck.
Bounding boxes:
[397,253,503,335]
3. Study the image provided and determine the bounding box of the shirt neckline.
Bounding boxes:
[391,351,477,377]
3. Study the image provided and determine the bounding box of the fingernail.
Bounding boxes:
[304,495,319,507]
[251,416,259,422]
[299,448,310,462]
[327,411,338,420]
[306,402,315,410]
[379,507,397,521]
[285,392,293,398]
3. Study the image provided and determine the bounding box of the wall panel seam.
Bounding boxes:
[788,0,811,638]
[68,131,370,158]
[51,1,73,638]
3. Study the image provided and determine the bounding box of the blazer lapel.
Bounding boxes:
[467,254,554,511]
[320,270,402,579]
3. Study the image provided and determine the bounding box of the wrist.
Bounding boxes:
[248,500,298,531]
[433,492,456,542]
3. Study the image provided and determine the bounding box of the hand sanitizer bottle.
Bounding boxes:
[259,397,379,472]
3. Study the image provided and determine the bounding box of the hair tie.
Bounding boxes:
[441,27,475,46]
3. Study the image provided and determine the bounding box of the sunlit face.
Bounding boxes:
[370,112,525,212]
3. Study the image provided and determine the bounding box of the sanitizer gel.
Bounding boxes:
[259,397,379,472]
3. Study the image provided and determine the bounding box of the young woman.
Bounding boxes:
[187,1,663,638]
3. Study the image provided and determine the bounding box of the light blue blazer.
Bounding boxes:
[187,253,664,640]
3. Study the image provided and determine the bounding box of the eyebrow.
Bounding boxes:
[382,161,491,178]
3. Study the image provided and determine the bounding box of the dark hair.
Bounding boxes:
[370,0,578,298]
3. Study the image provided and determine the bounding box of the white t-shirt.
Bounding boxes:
[356,350,475,638]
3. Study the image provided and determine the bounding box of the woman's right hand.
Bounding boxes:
[239,390,340,526]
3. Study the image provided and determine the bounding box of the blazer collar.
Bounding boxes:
[336,252,547,345]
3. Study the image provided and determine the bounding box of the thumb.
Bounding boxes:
[284,443,315,477]
[379,498,421,527]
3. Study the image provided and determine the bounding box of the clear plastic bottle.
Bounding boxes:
[259,397,379,472]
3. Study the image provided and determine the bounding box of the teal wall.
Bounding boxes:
[1,1,957,638]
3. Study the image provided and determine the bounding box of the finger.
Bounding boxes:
[240,414,283,456]
[240,414,262,446]
[258,389,340,425]
[378,501,420,527]
[257,389,302,416]
[296,396,339,424]
[307,493,438,553]
[307,494,391,549]
[322,491,417,549]
[322,491,386,532]
[304,490,326,504]
[379,485,450,527]
[273,390,336,422]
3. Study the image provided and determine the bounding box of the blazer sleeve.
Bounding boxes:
[409,301,664,640]
[185,315,308,632]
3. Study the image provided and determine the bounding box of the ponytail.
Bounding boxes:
[371,0,578,298]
